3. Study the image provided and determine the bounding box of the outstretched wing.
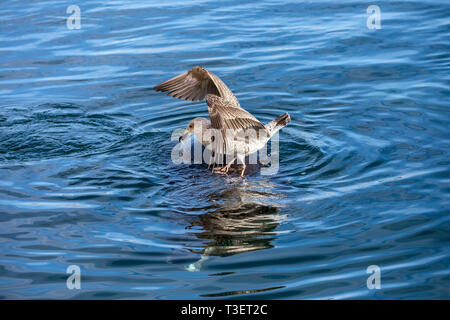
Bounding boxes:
[206,94,264,131]
[154,66,241,108]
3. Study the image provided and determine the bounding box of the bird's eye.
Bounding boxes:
[189,125,193,128]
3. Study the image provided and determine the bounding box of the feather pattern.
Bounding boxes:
[206,94,264,131]
[154,66,241,108]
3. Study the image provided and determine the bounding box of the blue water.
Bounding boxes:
[0,0,449,299]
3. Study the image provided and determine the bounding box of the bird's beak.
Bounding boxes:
[179,130,191,143]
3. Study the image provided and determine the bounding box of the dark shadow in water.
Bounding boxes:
[184,180,284,271]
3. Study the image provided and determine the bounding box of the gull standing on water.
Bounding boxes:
[154,66,290,177]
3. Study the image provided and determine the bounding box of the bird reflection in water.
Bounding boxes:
[184,179,285,271]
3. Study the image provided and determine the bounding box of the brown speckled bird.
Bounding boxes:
[154,66,290,176]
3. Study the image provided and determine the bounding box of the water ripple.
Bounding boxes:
[0,0,449,299]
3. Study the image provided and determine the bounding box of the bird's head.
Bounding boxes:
[179,117,210,143]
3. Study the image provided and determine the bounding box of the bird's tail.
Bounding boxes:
[265,112,291,137]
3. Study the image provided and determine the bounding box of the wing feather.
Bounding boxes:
[206,94,265,131]
[154,66,241,108]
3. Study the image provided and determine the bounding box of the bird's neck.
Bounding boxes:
[192,120,212,147]
[198,127,213,148]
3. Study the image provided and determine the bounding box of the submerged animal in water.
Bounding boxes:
[154,66,290,176]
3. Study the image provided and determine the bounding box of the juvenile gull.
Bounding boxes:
[154,66,290,176]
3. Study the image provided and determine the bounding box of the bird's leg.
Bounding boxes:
[240,162,246,177]
[213,156,236,174]
[236,155,246,177]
